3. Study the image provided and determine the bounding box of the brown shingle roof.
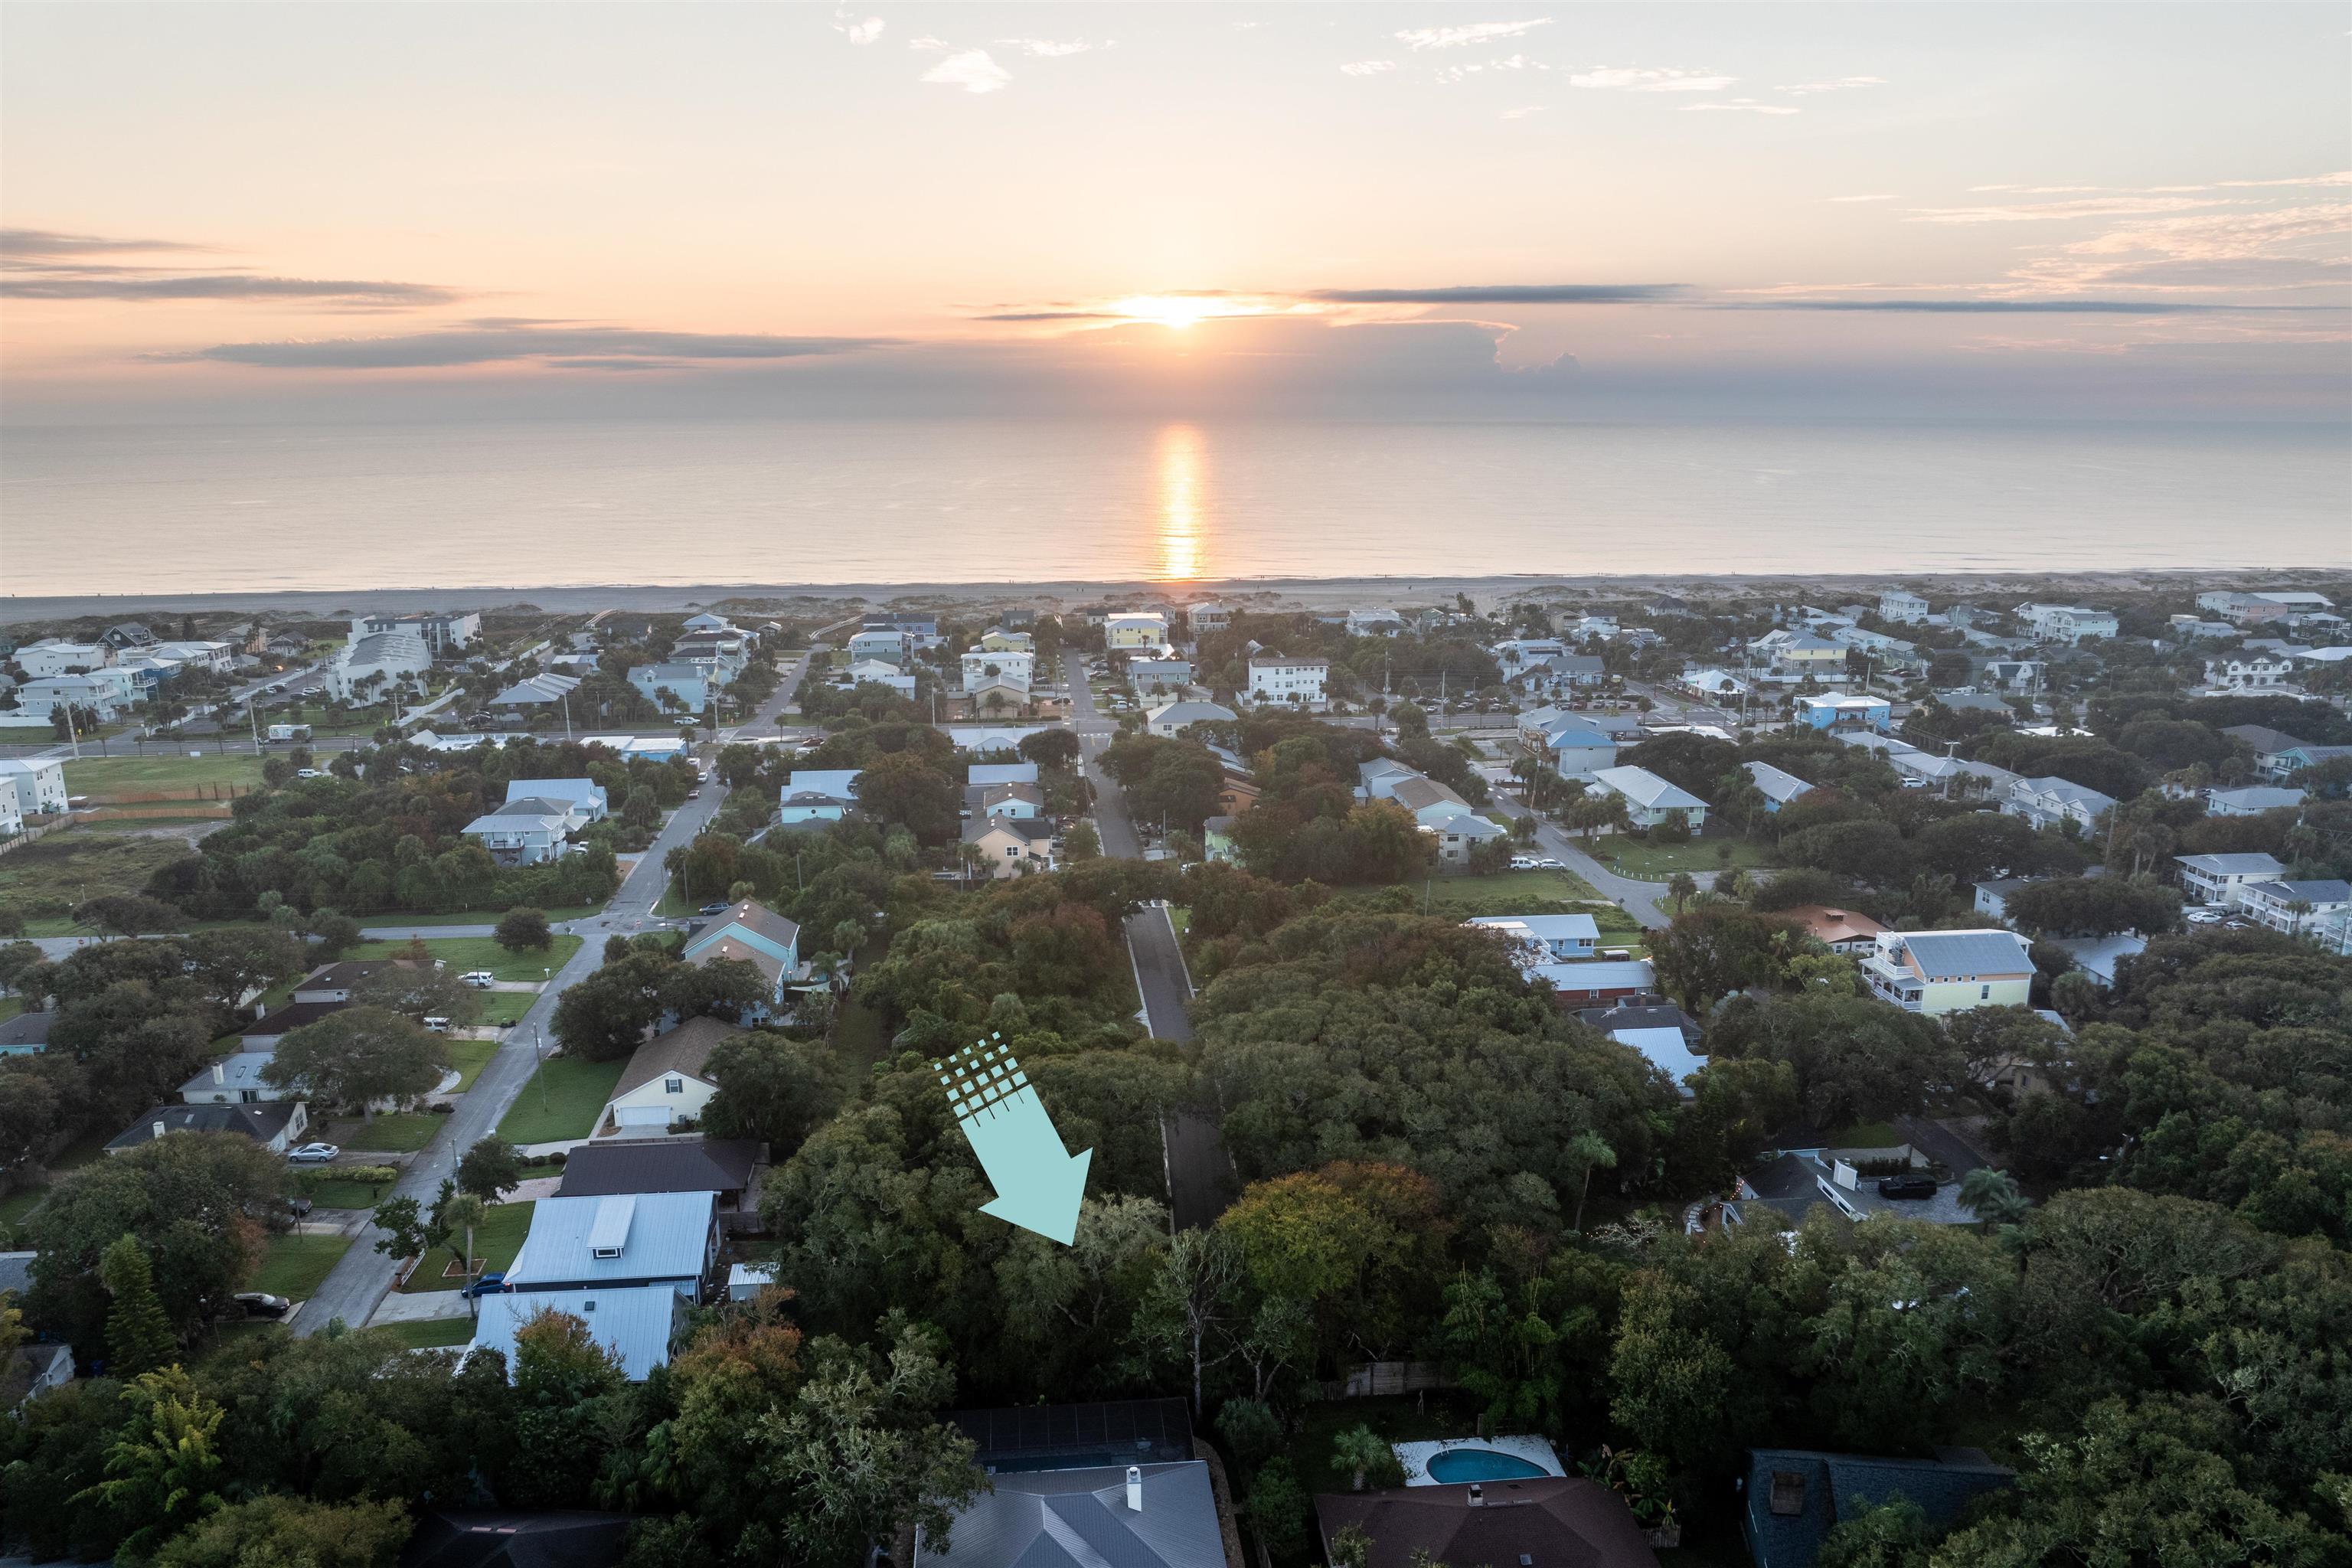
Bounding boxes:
[682,900,800,960]
[610,1016,743,1102]
[1315,1478,1658,1568]
[691,936,784,986]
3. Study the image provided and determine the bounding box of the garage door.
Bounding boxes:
[613,1104,669,1128]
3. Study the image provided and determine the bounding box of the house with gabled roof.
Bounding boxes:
[681,899,803,1008]
[505,777,608,822]
[597,1016,740,1134]
[505,1191,717,1300]
[1743,1448,2013,1568]
[1860,928,2034,1015]
[779,769,862,823]
[462,795,583,865]
[1743,760,1815,813]
[2176,851,2288,906]
[1589,766,1708,830]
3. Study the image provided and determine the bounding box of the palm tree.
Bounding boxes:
[1666,872,1699,914]
[442,1192,488,1317]
[1568,1132,1618,1232]
[1331,1426,1392,1493]
[1958,1167,2031,1226]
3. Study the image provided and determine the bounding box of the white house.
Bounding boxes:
[1879,590,1932,623]
[0,773,21,840]
[13,640,113,678]
[1245,655,1328,709]
[599,1017,736,1133]
[1528,720,1621,782]
[845,627,909,664]
[1861,929,2036,1016]
[1465,913,1600,962]
[1426,810,1507,863]
[2176,851,2288,907]
[1145,699,1236,737]
[2001,776,2117,834]
[2238,878,2352,938]
[1345,608,1406,638]
[2206,786,2305,817]
[1589,766,1709,830]
[2202,653,2298,693]
[840,659,917,695]
[353,610,479,652]
[461,795,583,865]
[506,777,608,822]
[961,648,1036,689]
[326,630,434,703]
[779,769,862,823]
[2014,604,2119,644]
[627,662,710,714]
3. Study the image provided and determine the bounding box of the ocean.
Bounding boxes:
[2,416,2346,598]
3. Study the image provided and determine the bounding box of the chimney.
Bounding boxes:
[1125,1465,1142,1512]
[1467,1483,1485,1508]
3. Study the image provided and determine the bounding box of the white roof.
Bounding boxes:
[2177,851,2287,877]
[1147,700,1236,727]
[1609,1024,1706,1092]
[1743,761,1815,805]
[506,1191,714,1289]
[1427,810,1506,839]
[1533,959,1656,992]
[1592,766,1707,811]
[784,769,864,801]
[470,1286,680,1381]
[968,762,1040,786]
[1466,913,1602,943]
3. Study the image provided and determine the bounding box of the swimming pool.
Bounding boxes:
[1426,1447,1554,1483]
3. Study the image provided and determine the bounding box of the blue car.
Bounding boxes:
[461,1272,508,1298]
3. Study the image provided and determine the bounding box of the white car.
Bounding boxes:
[1534,858,1564,870]
[1509,855,1539,871]
[457,970,496,988]
[295,768,325,779]
[286,1142,341,1164]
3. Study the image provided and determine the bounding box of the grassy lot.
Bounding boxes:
[250,1231,356,1299]
[0,997,19,1023]
[495,1057,624,1145]
[1334,869,1617,920]
[1591,834,1774,878]
[1287,1393,1488,1497]
[367,905,603,929]
[0,1185,48,1246]
[446,1036,498,1091]
[373,1316,475,1349]
[3,829,195,932]
[80,815,230,834]
[400,1200,534,1292]
[1168,906,1191,936]
[345,933,581,982]
[322,1111,447,1154]
[480,993,534,1027]
[295,1171,402,1209]
[1824,1121,1903,1149]
[63,752,266,795]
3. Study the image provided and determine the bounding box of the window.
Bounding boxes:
[1979,985,1991,1000]
[665,1076,683,1094]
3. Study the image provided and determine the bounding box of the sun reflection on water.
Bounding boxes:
[1155,423,1206,579]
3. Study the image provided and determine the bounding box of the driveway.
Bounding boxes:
[1482,794,1694,931]
[293,648,815,1334]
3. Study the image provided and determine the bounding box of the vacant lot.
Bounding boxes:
[319,1111,447,1154]
[347,933,581,982]
[250,1231,355,1299]
[1,830,193,933]
[495,1057,625,1145]
[368,905,603,929]
[1591,834,1774,878]
[63,752,266,795]
[374,1316,474,1349]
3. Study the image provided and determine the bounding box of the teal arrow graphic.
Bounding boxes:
[934,1034,1092,1246]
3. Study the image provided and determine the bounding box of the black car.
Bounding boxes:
[233,1292,292,1318]
[1877,1173,1939,1200]
[284,1195,314,1218]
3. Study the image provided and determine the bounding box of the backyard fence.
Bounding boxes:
[1317,1361,1455,1400]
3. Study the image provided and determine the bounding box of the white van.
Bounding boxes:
[421,1015,452,1033]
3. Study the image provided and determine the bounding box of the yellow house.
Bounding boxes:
[1861,929,2035,1016]
[1105,612,1168,650]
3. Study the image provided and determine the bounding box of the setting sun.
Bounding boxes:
[1107,294,1267,331]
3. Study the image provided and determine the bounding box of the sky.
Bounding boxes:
[2,2,2347,424]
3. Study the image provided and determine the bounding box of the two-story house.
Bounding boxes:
[1860,929,2035,1015]
[779,769,863,823]
[1465,913,1600,962]
[2238,878,2352,938]
[503,1191,720,1302]
[1245,654,1329,709]
[461,795,585,865]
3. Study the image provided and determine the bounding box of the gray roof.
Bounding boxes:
[915,1462,1221,1568]
[506,1191,715,1290]
[1592,765,1707,811]
[0,1250,33,1298]
[1745,1449,2015,1568]
[2177,851,2287,877]
[611,1017,743,1101]
[1890,929,2034,979]
[2221,724,2308,755]
[0,1011,54,1050]
[105,1101,299,1151]
[557,1138,763,1199]
[2247,879,2352,903]
[1743,760,1815,805]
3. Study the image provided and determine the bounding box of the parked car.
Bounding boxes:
[1509,855,1539,870]
[461,1272,508,1298]
[699,903,728,916]
[295,768,325,779]
[1534,858,1563,869]
[286,1142,341,1164]
[421,1015,451,1032]
[686,787,702,799]
[1877,1174,1939,1200]
[233,1292,292,1318]
[457,970,496,988]
[284,1195,314,1218]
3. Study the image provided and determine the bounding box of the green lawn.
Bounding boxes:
[0,1185,49,1246]
[1824,1121,1903,1150]
[295,1171,401,1209]
[367,905,603,928]
[322,1111,448,1153]
[80,815,231,834]
[1591,834,1775,878]
[495,1057,625,1145]
[1168,907,1191,936]
[0,997,20,1022]
[63,752,266,795]
[400,1200,535,1292]
[373,1316,475,1349]
[1337,868,1614,919]
[2,830,197,930]
[250,1231,356,1299]
[479,994,535,1027]
[446,1036,498,1091]
[345,933,580,982]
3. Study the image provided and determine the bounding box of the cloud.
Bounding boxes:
[1569,65,1736,92]
[2004,202,2352,296]
[1500,105,1545,119]
[1777,76,1885,94]
[152,325,900,370]
[1713,297,2308,314]
[972,310,1125,322]
[1303,283,1685,304]
[1396,19,1552,50]
[832,13,883,45]
[1679,100,1798,116]
[1906,196,2219,224]
[920,49,1011,93]
[1339,59,1396,76]
[0,227,459,308]
[1828,194,1897,203]
[998,38,1095,57]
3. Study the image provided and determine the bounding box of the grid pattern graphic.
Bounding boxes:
[934,1033,1032,1125]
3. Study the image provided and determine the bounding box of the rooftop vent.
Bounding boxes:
[1770,1471,1808,1517]
[1125,1465,1142,1513]
[1467,1483,1484,1508]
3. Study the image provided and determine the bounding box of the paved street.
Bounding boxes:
[1065,652,1239,1230]
[292,648,812,1333]
[1483,793,1690,930]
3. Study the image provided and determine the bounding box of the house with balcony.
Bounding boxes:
[2238,878,2352,938]
[2175,851,2288,907]
[1753,631,1850,683]
[2001,775,2116,834]
[14,674,128,723]
[328,630,436,703]
[1244,654,1328,709]
[962,647,1036,689]
[1860,929,2034,1015]
[1105,612,1170,650]
[2203,652,2299,693]
[1127,657,1194,694]
[1589,766,1708,831]
[505,777,608,822]
[461,796,585,865]
[1526,717,1622,781]
[2274,742,2352,779]
[1794,694,1892,733]
[2206,785,2305,817]
[2197,590,2335,625]
[0,757,67,815]
[1879,590,1932,623]
[2220,724,2311,779]
[844,626,909,664]
[1426,810,1508,864]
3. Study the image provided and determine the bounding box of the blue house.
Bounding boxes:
[681,898,805,1015]
[1795,694,1893,733]
[1743,1449,2014,1568]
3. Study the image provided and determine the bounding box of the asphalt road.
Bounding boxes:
[292,649,812,1333]
[1065,652,1239,1230]
[1483,794,1688,931]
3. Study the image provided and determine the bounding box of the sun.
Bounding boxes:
[1106,294,1270,331]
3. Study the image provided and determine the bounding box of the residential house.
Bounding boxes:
[240,1000,351,1050]
[626,663,709,714]
[1981,658,2045,694]
[0,1011,53,1056]
[100,621,157,651]
[1936,692,2016,721]
[1427,810,1508,864]
[1533,959,1658,1005]
[1589,766,1709,831]
[0,773,21,841]
[838,658,916,695]
[1782,905,1888,954]
[557,1138,766,1222]
[292,960,411,1003]
[505,777,608,822]
[1216,770,1259,816]
[2220,724,2311,778]
[1104,612,1170,650]
[2175,851,2288,906]
[1126,657,1194,694]
[1245,654,1329,709]
[918,1400,1221,1568]
[2238,878,2352,938]
[2203,652,2298,692]
[104,1101,309,1156]
[1680,667,1749,701]
[181,1051,292,1106]
[13,640,112,678]
[1317,1478,1659,1568]
[1386,774,1475,828]
[779,769,862,823]
[1358,756,1421,802]
[1145,698,1236,737]
[978,626,1034,654]
[598,1017,737,1133]
[962,814,1058,877]
[1973,878,2033,922]
[961,647,1036,688]
[2053,932,2148,987]
[1753,630,1850,682]
[2171,615,2242,640]
[470,1288,686,1383]
[681,900,804,1012]
[353,610,479,652]
[0,757,67,815]
[400,1511,631,1568]
[1860,929,2035,1015]
[1794,694,1892,732]
[1743,1449,2014,1568]
[2197,590,2336,624]
[2001,775,2117,834]
[4,1342,75,1410]
[1184,602,1233,635]
[969,761,1040,788]
[1202,815,1239,863]
[966,780,1044,820]
[959,676,1034,717]
[1465,913,1601,961]
[2274,742,2352,779]
[845,626,909,663]
[2207,785,2305,817]
[1606,1019,1706,1096]
[1529,720,1622,781]
[328,631,434,703]
[1879,590,1932,623]
[504,1191,720,1301]
[14,674,127,722]
[462,796,584,865]
[1744,761,1815,813]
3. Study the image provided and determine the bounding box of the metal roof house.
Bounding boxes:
[779,769,863,823]
[919,1400,1217,1568]
[469,1286,687,1382]
[1860,929,2034,1016]
[505,777,609,822]
[1589,766,1708,830]
[2175,851,2287,907]
[504,1191,719,1301]
[1743,760,1815,812]
[1465,913,1600,962]
[1744,1449,2013,1568]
